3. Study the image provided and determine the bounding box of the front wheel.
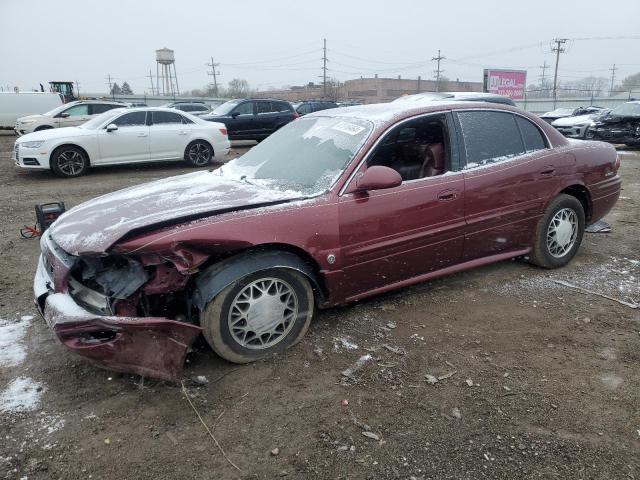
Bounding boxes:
[50,146,88,177]
[201,269,314,363]
[529,194,585,269]
[185,140,213,167]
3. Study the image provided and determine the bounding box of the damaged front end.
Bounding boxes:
[34,233,206,382]
[586,115,640,146]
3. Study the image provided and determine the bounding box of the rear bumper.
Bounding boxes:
[34,249,201,382]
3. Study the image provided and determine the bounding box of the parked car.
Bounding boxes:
[551,109,611,138]
[393,91,516,106]
[539,106,605,124]
[292,100,338,115]
[33,101,620,381]
[0,92,64,130]
[13,107,229,177]
[164,101,211,116]
[202,98,297,141]
[14,100,126,135]
[585,101,640,146]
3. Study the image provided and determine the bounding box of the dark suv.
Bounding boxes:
[202,99,297,140]
[293,100,338,116]
[165,101,211,116]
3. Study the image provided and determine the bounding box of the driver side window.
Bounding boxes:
[233,102,254,115]
[63,104,89,116]
[367,114,450,182]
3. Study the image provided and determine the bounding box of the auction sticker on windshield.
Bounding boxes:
[332,121,366,136]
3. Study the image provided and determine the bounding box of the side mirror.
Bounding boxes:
[351,166,402,193]
[231,111,240,118]
[106,123,118,132]
[58,112,70,118]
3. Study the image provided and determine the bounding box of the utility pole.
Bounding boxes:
[322,38,328,98]
[207,57,220,96]
[432,49,445,92]
[147,70,155,96]
[105,74,113,98]
[417,75,421,94]
[609,63,618,96]
[75,80,80,99]
[539,60,549,92]
[551,38,568,108]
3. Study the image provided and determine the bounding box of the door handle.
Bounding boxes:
[178,131,188,135]
[437,190,459,201]
[540,167,555,176]
[137,133,148,137]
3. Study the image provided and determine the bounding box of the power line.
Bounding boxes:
[432,49,445,92]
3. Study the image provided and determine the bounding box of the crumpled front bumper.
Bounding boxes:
[34,244,202,383]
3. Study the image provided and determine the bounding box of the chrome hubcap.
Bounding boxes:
[547,208,578,258]
[228,278,298,349]
[58,151,85,175]
[188,143,211,165]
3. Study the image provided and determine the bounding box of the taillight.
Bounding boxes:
[292,111,300,119]
[219,128,228,136]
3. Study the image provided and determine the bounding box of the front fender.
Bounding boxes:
[193,250,320,309]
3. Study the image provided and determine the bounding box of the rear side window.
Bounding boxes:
[257,101,275,114]
[113,111,147,127]
[457,111,524,168]
[152,111,184,124]
[275,102,292,112]
[516,116,547,152]
[92,104,120,114]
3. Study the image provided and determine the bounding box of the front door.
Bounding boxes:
[96,111,150,164]
[338,112,466,297]
[55,104,91,128]
[228,101,256,137]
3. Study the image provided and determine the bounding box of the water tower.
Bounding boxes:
[155,48,179,96]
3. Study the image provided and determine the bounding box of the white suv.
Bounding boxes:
[14,100,126,135]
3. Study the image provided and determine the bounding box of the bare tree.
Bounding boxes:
[226,78,251,98]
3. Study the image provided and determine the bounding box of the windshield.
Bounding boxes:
[209,100,241,116]
[79,109,126,129]
[611,102,640,117]
[218,116,373,196]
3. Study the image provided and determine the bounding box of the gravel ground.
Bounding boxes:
[0,131,638,480]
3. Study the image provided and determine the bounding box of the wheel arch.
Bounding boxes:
[192,245,326,310]
[50,143,91,167]
[560,184,592,223]
[184,138,214,157]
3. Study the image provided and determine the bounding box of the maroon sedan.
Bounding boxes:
[34,101,621,381]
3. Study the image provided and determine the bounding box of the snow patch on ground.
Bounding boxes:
[493,257,640,303]
[0,377,44,413]
[333,336,359,352]
[0,317,31,368]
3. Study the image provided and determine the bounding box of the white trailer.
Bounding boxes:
[0,92,64,130]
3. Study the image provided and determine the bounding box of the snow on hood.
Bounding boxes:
[18,126,93,143]
[50,170,305,255]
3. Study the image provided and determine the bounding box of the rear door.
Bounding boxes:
[255,101,278,135]
[96,111,150,164]
[149,110,191,160]
[456,110,565,260]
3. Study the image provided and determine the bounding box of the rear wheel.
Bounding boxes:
[201,268,314,363]
[529,194,585,269]
[50,146,88,178]
[185,140,213,167]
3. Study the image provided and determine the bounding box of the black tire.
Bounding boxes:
[185,140,213,167]
[35,125,54,132]
[50,145,88,177]
[529,194,585,269]
[201,268,314,364]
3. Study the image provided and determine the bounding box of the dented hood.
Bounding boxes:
[50,170,303,256]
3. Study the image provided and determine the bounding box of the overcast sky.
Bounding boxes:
[1,0,639,95]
